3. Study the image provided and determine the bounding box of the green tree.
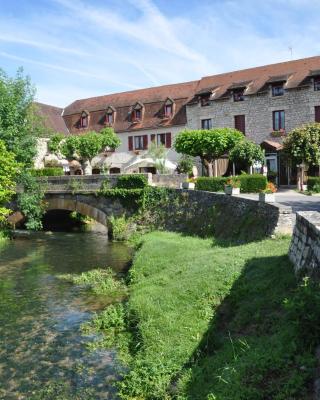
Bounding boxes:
[58,128,120,174]
[0,140,19,226]
[177,155,194,175]
[48,133,65,154]
[229,139,265,167]
[283,123,320,166]
[146,142,168,173]
[174,128,244,176]
[0,68,43,166]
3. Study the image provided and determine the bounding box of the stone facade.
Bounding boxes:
[289,211,320,278]
[187,85,320,145]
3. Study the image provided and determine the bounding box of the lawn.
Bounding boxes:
[114,232,319,400]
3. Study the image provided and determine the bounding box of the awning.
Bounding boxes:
[124,157,177,171]
[261,140,284,151]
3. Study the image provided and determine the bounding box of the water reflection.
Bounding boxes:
[0,232,132,399]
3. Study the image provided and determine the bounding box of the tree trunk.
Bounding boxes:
[82,159,92,175]
[202,158,214,177]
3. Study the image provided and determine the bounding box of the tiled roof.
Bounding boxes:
[193,56,320,100]
[35,102,69,135]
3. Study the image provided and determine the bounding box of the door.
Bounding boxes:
[265,154,278,185]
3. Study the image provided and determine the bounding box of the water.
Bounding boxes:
[0,231,132,399]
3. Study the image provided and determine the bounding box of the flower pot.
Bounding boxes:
[259,193,275,202]
[182,182,195,190]
[224,186,240,195]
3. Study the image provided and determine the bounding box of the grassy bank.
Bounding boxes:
[96,231,318,400]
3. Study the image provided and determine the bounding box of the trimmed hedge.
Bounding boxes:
[116,174,148,189]
[307,177,320,192]
[238,174,267,193]
[195,174,267,193]
[195,177,228,192]
[30,167,64,177]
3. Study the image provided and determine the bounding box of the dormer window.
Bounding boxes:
[200,94,210,106]
[105,106,115,125]
[132,102,143,122]
[233,89,244,102]
[272,83,284,97]
[314,77,320,91]
[80,111,89,128]
[163,98,174,118]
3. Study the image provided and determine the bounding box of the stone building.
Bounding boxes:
[36,56,320,182]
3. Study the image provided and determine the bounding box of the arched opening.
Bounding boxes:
[109,167,121,174]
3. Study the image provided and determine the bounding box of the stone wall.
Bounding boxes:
[289,211,320,278]
[151,174,187,188]
[187,85,320,145]
[145,189,293,241]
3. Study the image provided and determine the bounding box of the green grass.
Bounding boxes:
[107,232,319,400]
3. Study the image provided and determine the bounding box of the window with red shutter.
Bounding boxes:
[315,106,320,123]
[128,136,133,151]
[234,115,245,134]
[143,135,148,150]
[165,132,171,148]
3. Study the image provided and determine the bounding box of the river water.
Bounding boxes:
[0,231,132,399]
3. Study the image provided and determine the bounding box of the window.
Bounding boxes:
[151,133,172,148]
[201,119,212,129]
[273,110,285,131]
[200,94,210,106]
[234,115,245,134]
[314,77,320,91]
[80,111,88,128]
[272,84,284,97]
[134,135,144,150]
[315,106,320,123]
[233,89,244,102]
[164,104,173,117]
[133,109,141,120]
[105,112,113,124]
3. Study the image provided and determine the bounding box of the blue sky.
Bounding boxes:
[0,0,319,107]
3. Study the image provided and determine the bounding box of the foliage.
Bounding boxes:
[146,142,168,174]
[176,154,194,175]
[100,188,144,209]
[174,128,244,176]
[48,133,65,154]
[229,139,265,165]
[195,176,228,192]
[116,174,148,189]
[0,140,19,225]
[261,182,277,194]
[307,176,320,192]
[238,174,267,193]
[17,172,46,230]
[0,68,43,166]
[108,215,134,241]
[60,135,80,159]
[29,167,64,177]
[225,177,241,188]
[58,268,126,298]
[68,178,84,194]
[111,232,315,400]
[283,123,320,165]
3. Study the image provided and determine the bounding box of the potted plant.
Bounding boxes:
[182,177,196,190]
[259,182,277,202]
[224,178,241,195]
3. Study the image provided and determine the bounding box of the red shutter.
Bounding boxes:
[165,132,171,148]
[128,136,133,151]
[151,134,156,143]
[234,115,245,134]
[143,135,148,150]
[316,106,320,123]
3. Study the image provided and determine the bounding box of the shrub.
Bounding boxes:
[116,174,148,189]
[307,177,320,192]
[30,167,64,177]
[238,174,267,193]
[195,177,228,192]
[108,215,135,241]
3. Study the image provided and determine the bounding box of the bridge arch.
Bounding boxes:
[45,197,108,226]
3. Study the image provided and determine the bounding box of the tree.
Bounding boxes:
[229,139,265,168]
[0,140,19,226]
[283,123,320,166]
[176,155,194,175]
[174,128,244,176]
[53,128,121,174]
[0,68,43,166]
[146,142,169,173]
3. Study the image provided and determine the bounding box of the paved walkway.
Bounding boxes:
[238,189,320,212]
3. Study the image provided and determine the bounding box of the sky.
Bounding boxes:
[0,0,319,107]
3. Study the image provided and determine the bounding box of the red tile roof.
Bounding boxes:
[35,102,69,135]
